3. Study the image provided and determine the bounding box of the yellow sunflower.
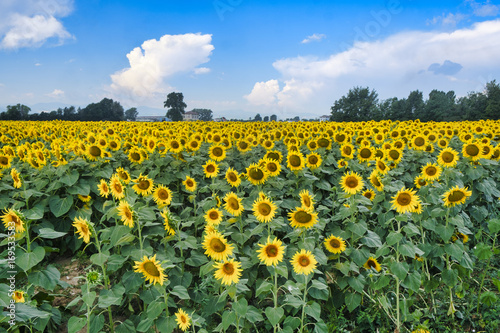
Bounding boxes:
[437,147,459,168]
[340,143,355,159]
[414,175,428,189]
[223,192,244,216]
[132,174,154,196]
[72,217,92,244]
[159,209,176,236]
[252,196,278,223]
[286,152,306,171]
[117,201,134,228]
[391,188,420,214]
[115,167,131,184]
[290,249,317,275]
[12,291,25,303]
[337,159,348,169]
[128,147,145,164]
[324,235,347,254]
[257,237,285,266]
[109,175,125,200]
[305,152,323,170]
[299,189,315,212]
[225,168,241,187]
[204,208,223,226]
[203,160,219,178]
[362,189,376,201]
[288,207,318,229]
[10,168,22,189]
[203,231,234,261]
[97,179,110,198]
[261,158,282,177]
[264,150,283,163]
[421,162,442,182]
[133,255,167,286]
[78,194,91,202]
[2,209,25,233]
[175,308,191,332]
[168,139,183,153]
[340,171,364,195]
[462,142,482,161]
[452,232,469,243]
[442,186,472,207]
[246,163,269,185]
[0,154,12,169]
[153,185,173,206]
[209,145,227,162]
[375,158,389,175]
[369,170,384,192]
[213,258,242,285]
[363,256,381,272]
[85,144,105,161]
[183,176,197,192]
[357,146,375,163]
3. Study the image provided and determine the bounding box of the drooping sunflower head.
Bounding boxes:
[288,207,318,229]
[204,208,223,226]
[257,237,285,266]
[160,209,176,236]
[375,158,388,175]
[78,194,91,203]
[324,235,346,254]
[175,309,192,332]
[72,216,92,244]
[246,163,268,185]
[225,168,241,187]
[97,179,110,198]
[391,187,420,214]
[299,189,315,212]
[442,186,472,207]
[133,254,167,286]
[203,231,234,261]
[340,171,364,195]
[370,170,384,192]
[223,192,244,216]
[363,256,381,272]
[183,176,197,192]
[2,209,25,234]
[203,160,219,178]
[306,152,322,170]
[10,168,22,188]
[337,159,348,169]
[414,175,428,189]
[153,185,173,206]
[290,249,317,275]
[132,174,154,196]
[117,201,134,228]
[213,258,242,285]
[264,150,283,163]
[252,197,277,223]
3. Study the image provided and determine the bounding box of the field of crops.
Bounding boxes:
[1,119,500,333]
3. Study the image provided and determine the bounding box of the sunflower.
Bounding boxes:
[363,256,381,272]
[246,163,268,185]
[109,175,125,200]
[257,237,285,266]
[236,140,252,153]
[436,148,459,168]
[0,154,12,169]
[72,217,92,244]
[306,152,322,170]
[299,189,315,212]
[175,308,191,332]
[2,209,25,233]
[10,168,22,189]
[462,142,482,161]
[370,170,384,192]
[442,186,472,207]
[183,176,197,192]
[85,144,105,161]
[386,148,403,164]
[153,185,173,206]
[203,231,234,261]
[117,201,134,228]
[133,255,167,286]
[317,137,332,150]
[252,196,278,223]
[225,168,241,187]
[412,329,430,333]
[421,162,442,182]
[362,189,376,201]
[340,171,364,195]
[288,207,318,229]
[128,147,145,164]
[132,174,154,196]
[168,139,183,153]
[337,159,348,169]
[203,160,219,178]
[160,209,176,236]
[452,232,469,243]
[340,143,355,159]
[357,146,375,163]
[97,179,110,198]
[213,258,242,285]
[12,291,25,303]
[375,158,389,175]
[414,175,428,189]
[287,152,306,171]
[204,208,223,226]
[391,187,420,214]
[264,150,283,162]
[223,192,244,216]
[78,194,91,202]
[209,145,227,162]
[324,235,346,254]
[261,158,281,177]
[115,167,131,184]
[290,249,317,275]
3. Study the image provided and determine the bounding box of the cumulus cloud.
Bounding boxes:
[110,33,214,98]
[467,0,500,16]
[47,88,64,98]
[301,33,326,44]
[244,80,280,105]
[0,0,74,49]
[245,19,500,110]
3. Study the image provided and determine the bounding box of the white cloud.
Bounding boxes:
[35,62,41,66]
[0,0,74,49]
[427,13,467,27]
[193,67,211,74]
[110,33,214,99]
[301,33,326,44]
[245,19,500,111]
[467,0,500,16]
[47,88,64,98]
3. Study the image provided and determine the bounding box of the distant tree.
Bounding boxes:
[192,108,213,121]
[0,104,31,120]
[293,116,300,121]
[164,92,187,121]
[263,115,269,122]
[270,114,277,121]
[330,87,379,122]
[421,90,456,122]
[254,113,262,121]
[125,107,139,121]
[457,92,487,121]
[485,80,500,120]
[63,106,77,120]
[79,98,124,121]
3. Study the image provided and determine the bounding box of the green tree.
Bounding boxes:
[125,107,139,121]
[254,113,262,121]
[485,80,500,120]
[421,90,456,122]
[270,114,277,121]
[330,87,379,122]
[79,98,124,121]
[164,92,187,121]
[263,115,269,122]
[192,108,213,121]
[457,91,487,121]
[0,104,31,120]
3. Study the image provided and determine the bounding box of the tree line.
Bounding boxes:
[330,80,500,122]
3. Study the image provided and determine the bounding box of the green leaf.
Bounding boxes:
[38,228,67,239]
[233,297,248,317]
[147,301,164,319]
[170,285,190,300]
[17,246,45,271]
[488,218,500,234]
[386,232,403,246]
[265,306,284,327]
[106,254,129,273]
[60,170,80,187]
[49,195,74,217]
[89,313,105,333]
[347,221,367,237]
[256,280,273,297]
[480,291,498,306]
[445,243,464,261]
[24,205,45,220]
[28,265,61,290]
[68,316,86,333]
[435,224,454,242]
[305,301,321,322]
[185,250,209,267]
[401,272,421,292]
[82,291,96,307]
[311,279,328,290]
[442,269,458,287]
[345,292,362,312]
[314,320,329,333]
[403,223,420,237]
[399,243,417,258]
[246,305,264,323]
[474,243,493,260]
[155,316,177,333]
[137,318,155,332]
[492,278,500,293]
[348,276,365,293]
[373,275,390,290]
[13,303,51,321]
[390,262,409,281]
[90,252,109,266]
[115,320,136,333]
[97,289,122,308]
[361,230,382,248]
[222,311,236,330]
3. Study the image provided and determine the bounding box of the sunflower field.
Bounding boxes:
[1,119,500,333]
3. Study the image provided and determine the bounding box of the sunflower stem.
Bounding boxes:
[476,232,497,314]
[273,266,279,333]
[93,229,115,333]
[299,274,309,333]
[162,288,169,317]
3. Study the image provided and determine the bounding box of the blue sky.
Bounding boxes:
[1,0,500,119]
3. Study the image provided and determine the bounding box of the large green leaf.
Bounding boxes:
[28,265,61,290]
[49,195,74,217]
[37,228,67,239]
[17,247,45,271]
[265,306,284,327]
